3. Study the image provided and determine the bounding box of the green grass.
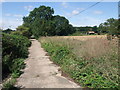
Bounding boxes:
[39,36,119,88]
[2,78,16,90]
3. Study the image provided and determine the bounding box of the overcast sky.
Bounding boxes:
[1,1,118,29]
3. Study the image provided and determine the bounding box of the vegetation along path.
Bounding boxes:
[16,39,80,88]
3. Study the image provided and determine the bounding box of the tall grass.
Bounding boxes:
[39,36,118,88]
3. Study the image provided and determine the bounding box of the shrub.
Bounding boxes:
[2,33,31,78]
[2,78,17,90]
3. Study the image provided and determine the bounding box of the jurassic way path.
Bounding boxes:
[16,39,80,88]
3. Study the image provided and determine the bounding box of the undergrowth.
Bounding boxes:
[2,33,31,89]
[39,36,119,89]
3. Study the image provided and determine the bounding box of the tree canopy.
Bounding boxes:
[98,18,119,36]
[2,28,13,34]
[11,25,32,38]
[23,5,74,38]
[15,6,119,38]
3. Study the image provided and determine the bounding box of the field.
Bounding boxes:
[59,35,107,41]
[39,35,118,88]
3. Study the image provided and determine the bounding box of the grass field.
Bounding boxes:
[61,35,107,41]
[39,35,118,88]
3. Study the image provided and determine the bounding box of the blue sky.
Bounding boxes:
[1,2,118,29]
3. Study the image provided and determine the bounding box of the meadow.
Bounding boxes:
[39,35,118,88]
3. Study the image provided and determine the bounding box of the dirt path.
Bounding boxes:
[16,39,80,88]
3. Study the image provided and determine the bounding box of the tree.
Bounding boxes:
[98,18,119,36]
[52,15,74,36]
[98,23,108,34]
[106,18,118,36]
[16,25,29,31]
[92,26,98,33]
[23,5,74,38]
[23,5,54,38]
[3,28,13,34]
[12,25,32,38]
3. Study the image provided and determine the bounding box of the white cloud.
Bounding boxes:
[76,8,85,11]
[24,5,34,11]
[5,13,11,16]
[2,13,24,29]
[84,17,102,25]
[2,18,23,30]
[66,8,85,18]
[0,0,4,2]
[93,10,103,14]
[61,2,68,8]
[72,10,79,15]
[14,14,23,17]
[4,13,23,18]
[70,16,104,27]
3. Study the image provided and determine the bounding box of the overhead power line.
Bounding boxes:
[69,0,104,19]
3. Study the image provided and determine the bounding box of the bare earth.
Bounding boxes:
[16,39,80,88]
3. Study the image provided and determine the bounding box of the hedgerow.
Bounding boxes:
[2,33,31,79]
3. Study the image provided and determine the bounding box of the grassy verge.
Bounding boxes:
[39,36,118,88]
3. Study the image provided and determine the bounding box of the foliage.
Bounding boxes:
[52,15,75,36]
[2,33,31,78]
[39,37,118,88]
[73,18,119,36]
[73,26,98,35]
[12,25,32,38]
[98,18,119,36]
[11,58,25,78]
[2,33,31,58]
[2,28,13,34]
[2,78,17,90]
[74,26,98,32]
[23,5,74,38]
[23,5,53,38]
[69,31,87,36]
[2,33,31,89]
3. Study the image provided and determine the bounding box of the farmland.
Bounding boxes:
[53,35,107,41]
[39,35,118,88]
[2,3,119,89]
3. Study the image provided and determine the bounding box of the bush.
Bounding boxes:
[11,30,32,39]
[2,33,31,78]
[2,78,18,90]
[69,31,86,36]
[2,33,31,58]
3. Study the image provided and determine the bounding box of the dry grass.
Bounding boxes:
[59,35,106,41]
[43,35,117,58]
[40,35,118,86]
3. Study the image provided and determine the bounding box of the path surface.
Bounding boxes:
[16,39,80,88]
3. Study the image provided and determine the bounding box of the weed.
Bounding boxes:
[39,36,118,88]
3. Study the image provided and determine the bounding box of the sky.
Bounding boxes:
[0,1,118,30]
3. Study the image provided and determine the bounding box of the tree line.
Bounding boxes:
[2,5,119,38]
[98,18,119,36]
[21,6,74,39]
[74,18,119,36]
